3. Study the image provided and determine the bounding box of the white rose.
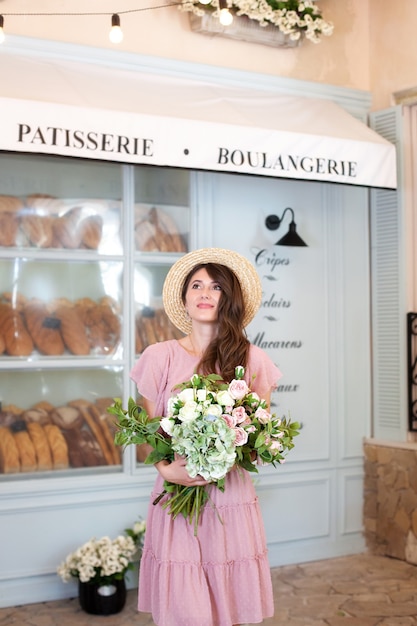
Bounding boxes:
[160,417,175,435]
[178,401,199,422]
[203,403,222,418]
[196,389,207,402]
[178,388,195,403]
[216,390,235,407]
[166,397,176,417]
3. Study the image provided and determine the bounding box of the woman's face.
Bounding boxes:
[184,267,222,328]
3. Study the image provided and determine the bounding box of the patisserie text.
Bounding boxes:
[17,124,154,156]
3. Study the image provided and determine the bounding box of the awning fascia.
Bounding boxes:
[0,53,397,189]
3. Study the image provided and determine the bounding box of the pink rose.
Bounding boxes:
[255,407,272,424]
[234,427,248,446]
[228,379,249,400]
[232,406,248,424]
[222,414,237,428]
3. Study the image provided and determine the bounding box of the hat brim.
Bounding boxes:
[162,248,262,335]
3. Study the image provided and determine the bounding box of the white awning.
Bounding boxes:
[0,51,397,189]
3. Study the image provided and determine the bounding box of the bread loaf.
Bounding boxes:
[51,405,83,430]
[0,195,24,213]
[32,400,54,415]
[62,429,85,467]
[26,422,53,471]
[78,429,107,467]
[13,427,37,472]
[0,304,34,356]
[20,214,54,248]
[83,303,121,354]
[89,404,120,464]
[153,208,187,253]
[0,212,19,247]
[2,404,23,417]
[52,206,83,248]
[53,305,90,355]
[79,214,103,249]
[43,424,69,469]
[23,300,65,356]
[1,291,27,312]
[23,408,51,426]
[77,403,115,465]
[0,426,20,473]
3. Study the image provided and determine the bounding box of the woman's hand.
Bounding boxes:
[155,455,209,487]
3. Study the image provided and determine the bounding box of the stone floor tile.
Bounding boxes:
[342,599,417,617]
[2,555,417,625]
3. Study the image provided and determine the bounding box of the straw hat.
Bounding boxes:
[162,248,262,335]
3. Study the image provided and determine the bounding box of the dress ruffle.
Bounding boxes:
[138,470,274,626]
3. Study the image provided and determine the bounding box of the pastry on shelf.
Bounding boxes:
[53,304,91,356]
[50,405,83,430]
[79,214,103,250]
[134,205,187,253]
[52,206,83,249]
[0,426,20,473]
[43,423,69,470]
[80,301,121,355]
[23,299,65,356]
[0,195,23,247]
[12,421,37,473]
[23,407,52,426]
[1,291,28,313]
[0,303,34,356]
[26,421,53,471]
[20,214,54,248]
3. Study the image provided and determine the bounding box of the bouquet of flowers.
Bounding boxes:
[57,520,146,586]
[110,366,300,534]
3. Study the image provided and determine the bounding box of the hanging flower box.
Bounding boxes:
[188,13,301,48]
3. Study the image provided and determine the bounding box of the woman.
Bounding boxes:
[130,247,282,626]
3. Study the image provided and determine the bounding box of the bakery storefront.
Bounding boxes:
[0,43,396,607]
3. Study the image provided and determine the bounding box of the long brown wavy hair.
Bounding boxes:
[181,262,250,382]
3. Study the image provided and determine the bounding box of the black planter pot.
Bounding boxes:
[78,578,127,615]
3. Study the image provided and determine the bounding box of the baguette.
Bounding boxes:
[43,424,69,469]
[26,422,53,471]
[0,427,20,473]
[77,404,115,465]
[13,428,37,472]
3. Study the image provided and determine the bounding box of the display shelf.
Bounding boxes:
[0,367,123,476]
[0,155,192,481]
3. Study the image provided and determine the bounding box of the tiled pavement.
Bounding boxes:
[1,553,417,625]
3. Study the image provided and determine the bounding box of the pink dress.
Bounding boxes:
[130,340,282,626]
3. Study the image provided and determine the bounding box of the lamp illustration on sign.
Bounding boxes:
[265,208,308,247]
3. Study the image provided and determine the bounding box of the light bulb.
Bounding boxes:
[0,16,5,44]
[109,14,123,44]
[199,0,212,5]
[219,8,233,25]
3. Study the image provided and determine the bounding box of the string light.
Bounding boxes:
[0,16,5,44]
[218,0,233,26]
[0,3,234,44]
[109,13,123,44]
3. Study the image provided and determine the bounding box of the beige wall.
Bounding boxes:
[1,0,368,89]
[1,0,416,110]
[370,0,417,110]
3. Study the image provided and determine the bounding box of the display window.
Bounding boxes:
[0,153,192,480]
[0,367,123,475]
